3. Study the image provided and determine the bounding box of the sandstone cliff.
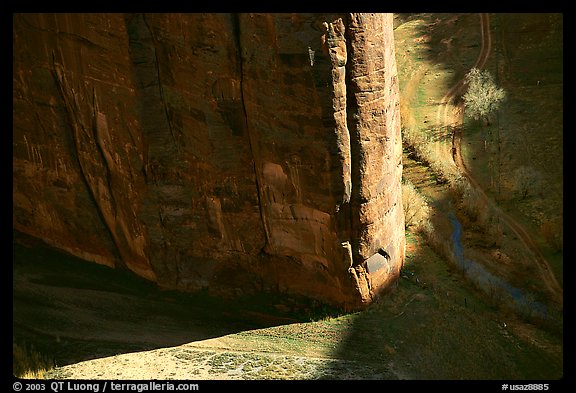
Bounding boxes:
[13,13,405,310]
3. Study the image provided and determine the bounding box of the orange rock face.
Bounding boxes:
[13,13,404,310]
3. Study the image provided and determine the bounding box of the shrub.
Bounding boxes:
[460,183,484,221]
[486,215,504,247]
[539,219,563,252]
[402,180,430,230]
[13,339,54,379]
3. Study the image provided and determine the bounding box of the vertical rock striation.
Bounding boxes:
[345,14,406,299]
[13,13,404,310]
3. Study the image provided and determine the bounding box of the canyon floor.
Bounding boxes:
[14,230,562,380]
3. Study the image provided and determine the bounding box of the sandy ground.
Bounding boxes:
[44,343,399,380]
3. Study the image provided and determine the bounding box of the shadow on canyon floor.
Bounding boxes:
[322,146,563,379]
[13,235,306,371]
[13,221,563,380]
[325,233,563,380]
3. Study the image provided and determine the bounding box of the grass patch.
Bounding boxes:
[13,339,55,379]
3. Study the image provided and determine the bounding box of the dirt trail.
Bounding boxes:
[444,14,563,307]
[436,14,490,138]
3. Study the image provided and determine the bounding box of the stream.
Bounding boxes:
[448,212,549,320]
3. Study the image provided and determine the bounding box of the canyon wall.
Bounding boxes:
[13,13,405,310]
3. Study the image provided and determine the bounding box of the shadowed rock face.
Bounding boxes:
[13,13,404,310]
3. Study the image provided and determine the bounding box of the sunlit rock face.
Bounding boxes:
[13,13,404,310]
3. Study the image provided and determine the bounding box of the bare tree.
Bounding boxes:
[512,166,543,199]
[462,68,506,126]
